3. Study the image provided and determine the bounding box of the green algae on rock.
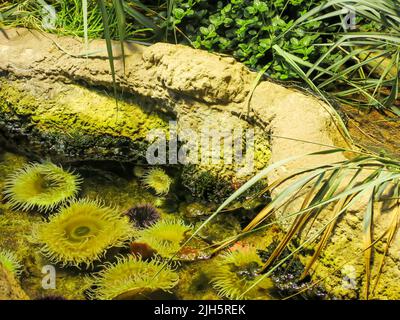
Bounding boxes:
[0,80,168,163]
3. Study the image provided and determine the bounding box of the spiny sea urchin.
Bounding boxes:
[211,246,273,300]
[135,219,191,259]
[142,168,172,195]
[0,249,22,276]
[88,255,179,300]
[124,204,161,229]
[35,199,134,268]
[3,162,82,213]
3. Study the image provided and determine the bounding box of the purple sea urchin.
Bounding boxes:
[124,204,161,229]
[88,256,179,300]
[142,168,172,195]
[35,199,134,268]
[3,162,82,213]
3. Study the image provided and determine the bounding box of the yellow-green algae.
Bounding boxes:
[0,81,167,142]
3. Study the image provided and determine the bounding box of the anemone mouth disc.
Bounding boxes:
[142,168,172,195]
[88,256,179,300]
[3,162,82,213]
[134,219,191,259]
[36,199,134,267]
[211,247,273,300]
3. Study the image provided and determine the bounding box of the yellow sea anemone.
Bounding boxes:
[35,199,134,268]
[0,249,22,276]
[88,256,179,300]
[3,162,82,212]
[142,168,172,195]
[133,166,146,178]
[135,219,191,259]
[211,246,273,300]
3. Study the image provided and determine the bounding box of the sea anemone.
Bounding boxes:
[0,249,22,276]
[135,219,191,259]
[124,204,161,229]
[133,166,146,178]
[142,168,172,195]
[88,255,179,300]
[35,199,134,268]
[211,246,273,300]
[3,162,82,213]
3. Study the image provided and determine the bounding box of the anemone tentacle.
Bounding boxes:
[0,249,23,276]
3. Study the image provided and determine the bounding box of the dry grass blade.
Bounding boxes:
[300,169,363,278]
[371,184,400,295]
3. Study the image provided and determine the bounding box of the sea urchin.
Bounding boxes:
[142,168,172,195]
[135,219,191,259]
[88,256,179,300]
[3,162,82,212]
[35,199,134,268]
[124,204,161,229]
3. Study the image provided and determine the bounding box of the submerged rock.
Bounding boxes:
[0,263,29,300]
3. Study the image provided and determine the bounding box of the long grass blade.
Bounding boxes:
[97,0,119,109]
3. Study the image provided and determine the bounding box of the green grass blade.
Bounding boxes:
[113,0,126,73]
[97,0,118,109]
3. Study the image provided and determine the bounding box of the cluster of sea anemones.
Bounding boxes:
[35,199,134,268]
[2,161,275,300]
[3,162,82,213]
[2,161,186,299]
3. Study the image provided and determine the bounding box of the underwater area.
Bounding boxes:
[0,0,400,302]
